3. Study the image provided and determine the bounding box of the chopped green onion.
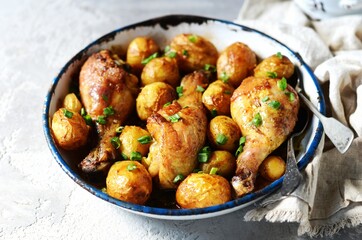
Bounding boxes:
[267,71,278,78]
[130,151,142,161]
[121,152,129,160]
[198,146,212,163]
[163,102,171,107]
[101,187,107,193]
[211,109,218,117]
[220,72,229,83]
[277,77,287,91]
[176,86,183,97]
[251,113,262,127]
[96,115,107,125]
[285,91,296,101]
[62,109,73,118]
[102,94,109,102]
[103,106,115,117]
[196,85,205,92]
[110,137,121,149]
[166,51,177,58]
[116,126,124,133]
[204,64,216,72]
[127,163,137,171]
[80,107,86,116]
[137,135,152,144]
[169,113,181,123]
[216,134,228,145]
[276,52,283,59]
[235,145,243,157]
[182,49,188,56]
[261,96,269,102]
[83,115,92,125]
[209,167,218,175]
[173,174,184,183]
[188,34,198,43]
[164,45,171,53]
[268,100,281,109]
[239,136,246,145]
[224,90,232,95]
[141,52,158,65]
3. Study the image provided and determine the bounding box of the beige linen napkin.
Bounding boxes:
[236,0,362,237]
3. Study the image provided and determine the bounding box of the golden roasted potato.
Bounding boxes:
[176,173,231,208]
[254,53,294,79]
[170,34,218,73]
[259,155,286,181]
[141,57,180,87]
[106,161,152,205]
[202,80,235,116]
[63,93,82,113]
[118,126,152,159]
[207,116,241,152]
[217,42,257,88]
[51,108,89,150]
[136,82,177,121]
[126,36,159,74]
[199,150,236,178]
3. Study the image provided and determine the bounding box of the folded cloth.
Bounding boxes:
[235,0,362,237]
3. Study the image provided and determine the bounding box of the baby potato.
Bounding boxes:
[200,150,236,178]
[170,33,218,73]
[126,36,160,74]
[207,116,241,152]
[119,126,152,159]
[106,161,152,205]
[202,80,235,116]
[136,82,177,121]
[254,53,294,79]
[176,173,231,208]
[141,57,180,87]
[217,42,257,88]
[51,108,89,150]
[63,93,82,113]
[259,155,286,181]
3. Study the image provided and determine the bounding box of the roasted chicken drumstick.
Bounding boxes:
[230,76,299,197]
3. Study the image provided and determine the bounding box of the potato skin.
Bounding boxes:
[119,126,152,158]
[51,108,89,150]
[259,155,286,181]
[63,93,82,113]
[170,34,218,73]
[106,161,152,205]
[176,173,231,208]
[207,116,241,152]
[202,80,235,116]
[254,54,294,79]
[126,36,159,74]
[217,42,257,88]
[200,150,236,178]
[141,57,180,87]
[136,82,177,121]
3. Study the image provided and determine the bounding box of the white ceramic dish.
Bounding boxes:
[43,15,325,220]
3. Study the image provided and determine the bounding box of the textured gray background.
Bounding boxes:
[0,0,361,239]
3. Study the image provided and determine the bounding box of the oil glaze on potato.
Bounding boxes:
[176,173,231,208]
[106,161,152,205]
[207,116,241,152]
[119,126,152,158]
[259,155,286,181]
[141,57,180,87]
[136,82,177,121]
[51,108,89,150]
[254,53,294,79]
[126,36,159,74]
[170,34,218,73]
[217,42,257,88]
[202,80,234,116]
[200,150,236,178]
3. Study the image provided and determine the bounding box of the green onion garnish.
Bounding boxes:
[211,109,218,117]
[220,72,229,83]
[224,90,232,95]
[182,49,188,56]
[239,136,246,145]
[141,52,158,65]
[261,96,269,102]
[198,146,211,163]
[204,64,216,72]
[116,126,124,133]
[169,113,181,123]
[163,102,171,107]
[83,115,92,125]
[251,113,262,127]
[188,34,198,43]
[268,100,281,109]
[277,77,287,91]
[62,109,73,118]
[80,107,86,116]
[235,145,243,157]
[267,71,278,78]
[166,51,177,58]
[176,86,183,97]
[127,163,137,171]
[103,106,115,117]
[130,151,142,161]
[209,167,218,175]
[196,85,205,92]
[216,134,228,145]
[121,152,129,160]
[137,135,152,144]
[102,94,109,102]
[173,174,184,183]
[276,52,283,59]
[285,91,296,101]
[96,115,107,125]
[110,137,121,149]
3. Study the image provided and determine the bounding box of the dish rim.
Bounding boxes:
[42,14,326,218]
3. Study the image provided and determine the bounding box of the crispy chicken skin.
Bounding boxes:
[146,71,209,189]
[230,76,299,197]
[78,50,135,174]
